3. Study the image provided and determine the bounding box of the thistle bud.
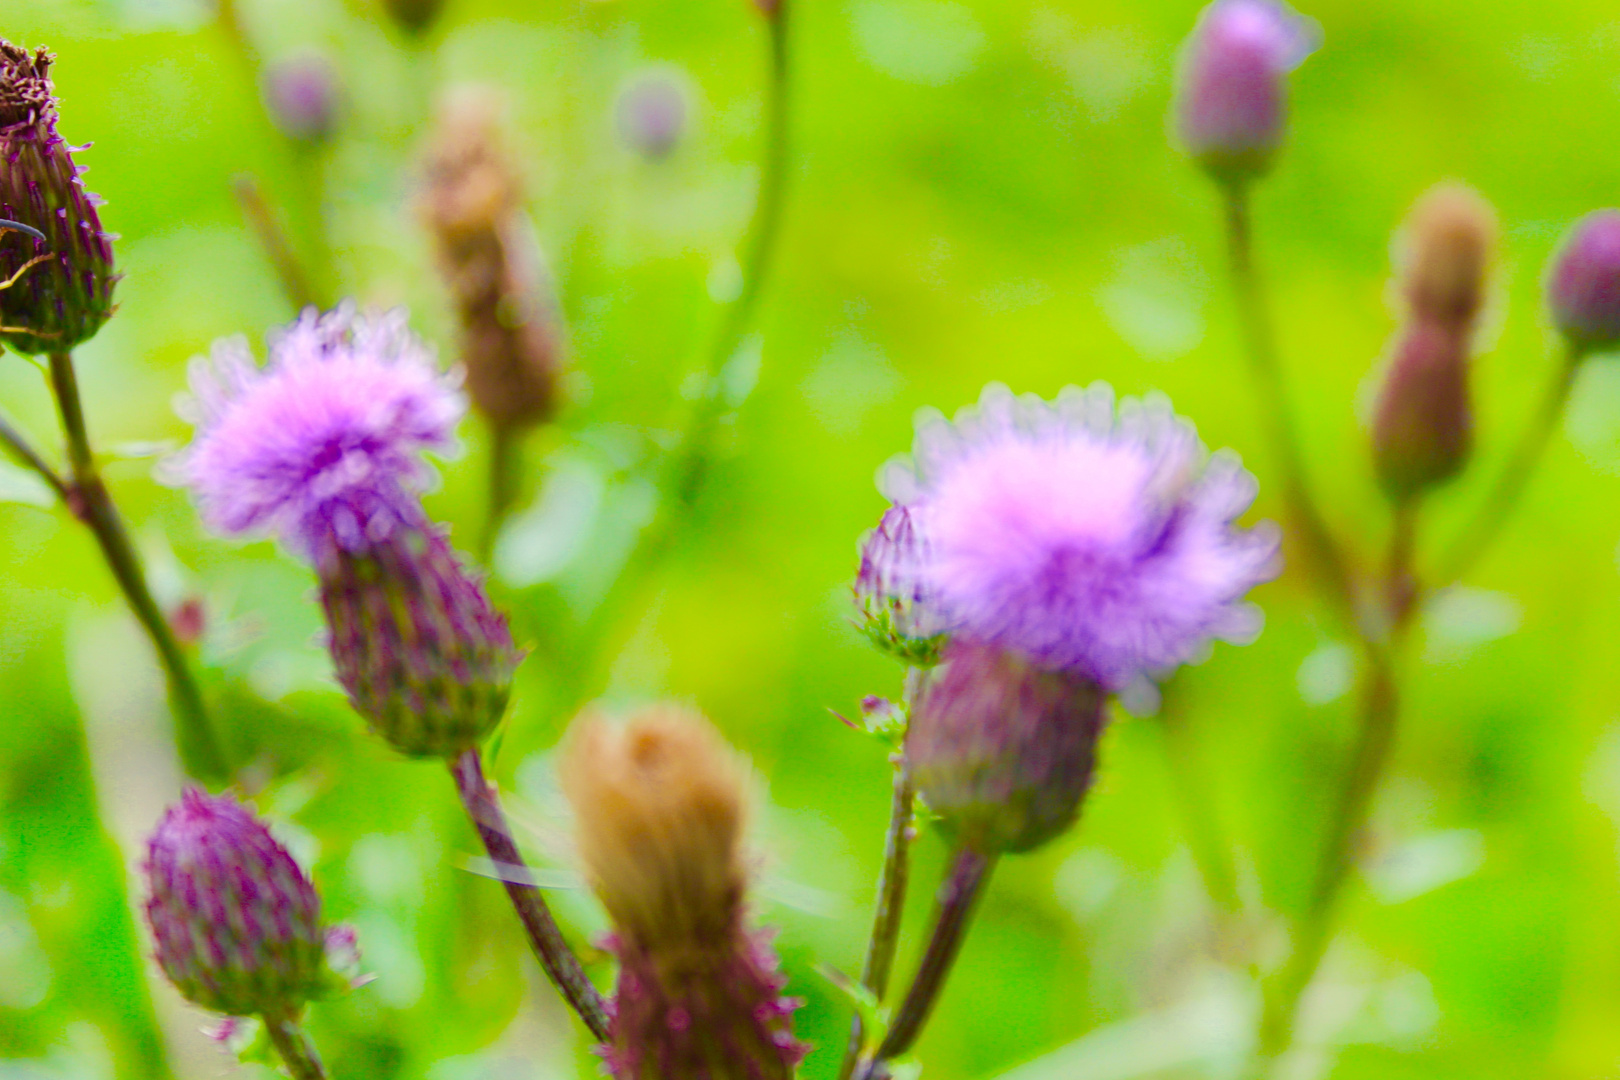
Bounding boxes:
[855,505,946,666]
[563,707,806,1080]
[263,52,342,144]
[1174,0,1316,183]
[320,527,521,759]
[1397,183,1496,329]
[907,639,1107,855]
[616,72,689,160]
[419,91,563,433]
[0,40,117,355]
[1549,210,1620,351]
[143,789,336,1017]
[1371,320,1471,501]
[380,0,445,35]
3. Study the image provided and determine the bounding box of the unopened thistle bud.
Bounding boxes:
[1372,320,1472,502]
[144,788,344,1017]
[855,505,946,666]
[0,40,117,355]
[1174,0,1316,183]
[380,0,445,35]
[321,526,520,757]
[908,639,1106,854]
[263,52,342,144]
[563,707,806,1080]
[1397,182,1496,329]
[419,91,563,433]
[1549,210,1620,351]
[170,305,521,758]
[616,72,689,160]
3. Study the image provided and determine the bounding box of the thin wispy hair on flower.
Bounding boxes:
[168,303,464,562]
[876,383,1281,691]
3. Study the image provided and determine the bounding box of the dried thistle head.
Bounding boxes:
[563,707,805,1080]
[1398,182,1496,329]
[418,89,561,431]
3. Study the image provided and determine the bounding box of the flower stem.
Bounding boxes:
[233,174,319,312]
[1158,684,1242,915]
[449,748,611,1041]
[857,845,997,1079]
[1432,339,1585,585]
[262,1010,326,1080]
[47,352,227,783]
[838,754,917,1080]
[479,421,520,563]
[0,407,69,501]
[1221,181,1357,619]
[566,0,793,699]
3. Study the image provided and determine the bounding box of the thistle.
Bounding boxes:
[144,788,337,1018]
[617,72,689,160]
[1173,0,1316,183]
[263,52,343,144]
[169,304,520,758]
[1549,210,1620,351]
[563,706,806,1079]
[0,40,117,354]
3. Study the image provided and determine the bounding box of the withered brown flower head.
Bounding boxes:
[418,90,562,431]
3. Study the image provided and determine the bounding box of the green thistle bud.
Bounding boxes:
[0,41,117,355]
[907,638,1107,855]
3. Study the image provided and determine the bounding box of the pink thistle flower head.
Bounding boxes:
[143,788,339,1017]
[169,304,463,564]
[1548,209,1620,351]
[1174,0,1317,182]
[876,383,1280,692]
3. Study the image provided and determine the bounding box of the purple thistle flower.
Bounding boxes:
[1548,210,1620,351]
[1174,0,1317,182]
[169,304,463,565]
[875,383,1279,692]
[143,788,337,1018]
[0,39,118,355]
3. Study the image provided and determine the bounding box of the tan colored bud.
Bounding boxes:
[419,90,562,431]
[1398,182,1496,329]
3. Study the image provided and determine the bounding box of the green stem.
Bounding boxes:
[561,2,794,701]
[1432,340,1585,585]
[47,352,227,782]
[449,748,611,1041]
[233,174,319,312]
[0,407,69,501]
[262,1011,326,1080]
[838,748,917,1080]
[858,846,997,1079]
[480,421,520,564]
[1158,684,1242,915]
[1221,181,1357,620]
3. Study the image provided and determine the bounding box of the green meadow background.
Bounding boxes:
[4,0,1620,1076]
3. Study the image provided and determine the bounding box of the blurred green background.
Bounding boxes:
[4,0,1620,1076]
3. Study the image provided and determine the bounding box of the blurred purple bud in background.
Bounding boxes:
[616,71,690,160]
[1549,209,1620,351]
[380,0,445,35]
[1372,320,1472,502]
[262,51,343,144]
[1174,0,1317,182]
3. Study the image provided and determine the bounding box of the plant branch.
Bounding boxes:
[1158,684,1242,915]
[48,352,227,782]
[234,174,318,312]
[262,1011,327,1080]
[0,407,69,501]
[449,748,610,1041]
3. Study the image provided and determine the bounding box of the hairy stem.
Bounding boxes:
[1222,181,1357,619]
[449,748,610,1041]
[838,755,917,1080]
[858,846,997,1078]
[47,352,226,782]
[262,1011,327,1080]
[1433,340,1584,585]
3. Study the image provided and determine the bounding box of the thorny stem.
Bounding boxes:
[449,749,611,1041]
[1221,181,1357,621]
[262,1011,327,1080]
[234,174,318,312]
[565,0,793,700]
[47,352,227,782]
[857,846,997,1080]
[1432,340,1586,586]
[0,407,69,501]
[838,751,917,1080]
[1258,500,1423,1068]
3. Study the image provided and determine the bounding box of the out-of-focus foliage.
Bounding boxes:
[3,0,1620,1077]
